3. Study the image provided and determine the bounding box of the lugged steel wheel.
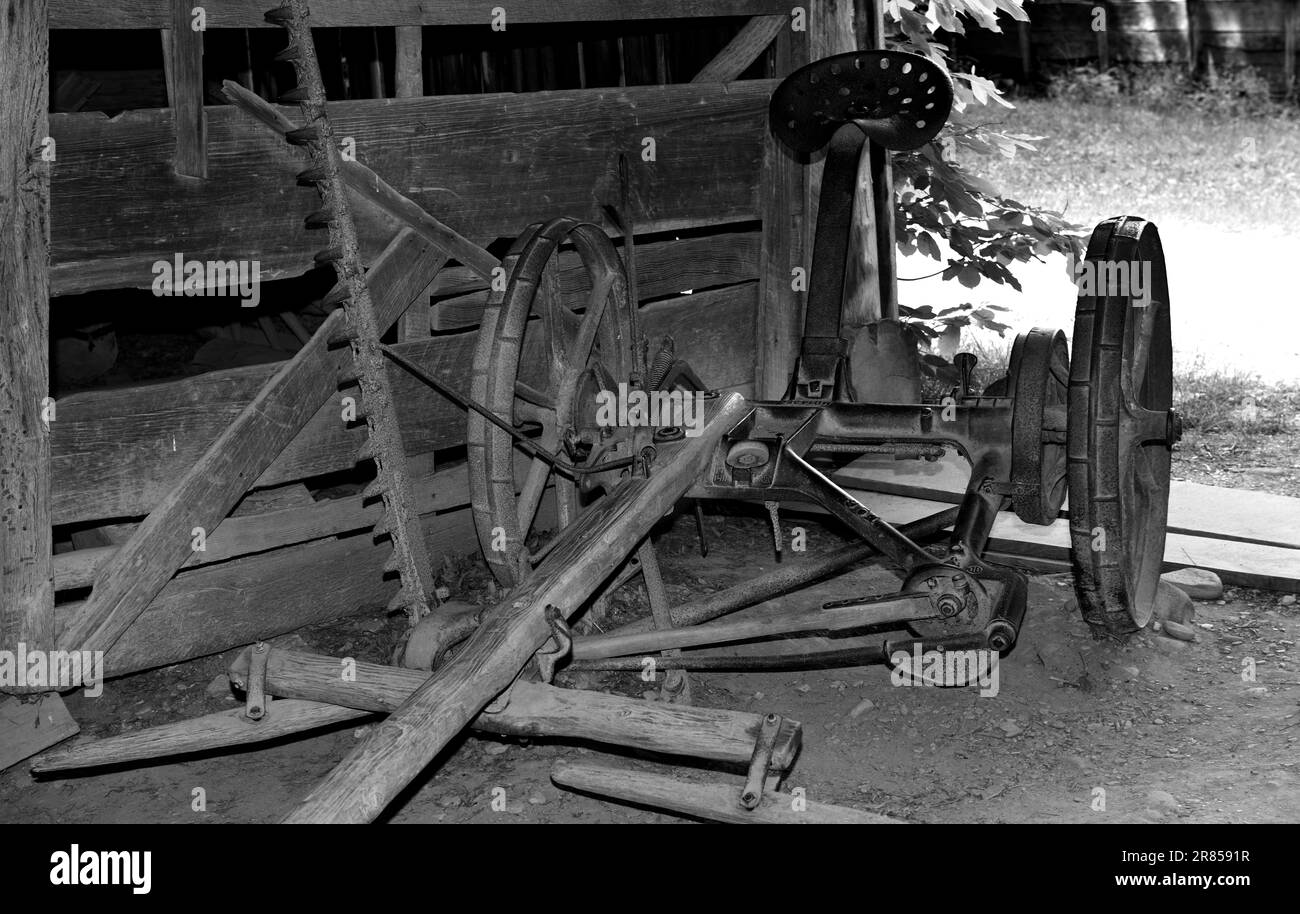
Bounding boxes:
[467,218,635,588]
[1068,216,1180,635]
[1008,328,1070,526]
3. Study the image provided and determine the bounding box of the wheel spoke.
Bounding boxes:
[514,381,556,410]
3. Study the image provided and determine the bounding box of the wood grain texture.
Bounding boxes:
[169,0,206,178]
[51,84,770,295]
[32,700,368,774]
[50,282,756,525]
[1,694,79,771]
[223,646,801,770]
[50,0,794,29]
[55,230,443,655]
[431,231,760,330]
[281,394,751,823]
[755,26,807,398]
[0,0,54,670]
[692,14,786,82]
[551,761,905,823]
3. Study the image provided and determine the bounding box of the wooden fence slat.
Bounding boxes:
[692,14,786,82]
[169,0,207,178]
[51,82,770,295]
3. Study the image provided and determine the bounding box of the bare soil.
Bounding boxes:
[4,511,1298,824]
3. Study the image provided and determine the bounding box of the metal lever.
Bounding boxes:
[740,713,783,810]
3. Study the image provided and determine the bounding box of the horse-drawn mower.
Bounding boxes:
[34,7,1181,824]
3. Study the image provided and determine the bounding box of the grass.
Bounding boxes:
[966,86,1300,235]
[1173,358,1300,435]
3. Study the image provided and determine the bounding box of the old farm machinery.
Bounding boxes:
[33,3,1180,824]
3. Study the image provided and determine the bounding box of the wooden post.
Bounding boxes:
[1187,0,1202,75]
[1285,0,1298,95]
[395,26,424,97]
[0,0,54,689]
[169,0,206,178]
[755,19,808,399]
[861,0,897,320]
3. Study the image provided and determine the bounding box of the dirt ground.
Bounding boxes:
[4,508,1298,825]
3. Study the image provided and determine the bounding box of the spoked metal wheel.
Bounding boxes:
[467,217,636,588]
[1068,216,1181,635]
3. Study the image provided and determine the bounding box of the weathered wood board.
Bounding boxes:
[51,282,758,525]
[50,84,770,295]
[0,694,80,771]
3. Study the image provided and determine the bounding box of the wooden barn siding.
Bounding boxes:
[49,82,770,295]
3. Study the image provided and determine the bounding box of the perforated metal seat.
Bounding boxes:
[769,50,954,154]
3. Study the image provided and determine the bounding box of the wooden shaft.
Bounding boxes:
[227,646,800,770]
[0,0,54,686]
[282,394,750,823]
[572,593,933,659]
[551,761,904,824]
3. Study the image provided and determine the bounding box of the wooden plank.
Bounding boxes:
[835,457,1300,551]
[52,462,492,590]
[32,700,369,774]
[49,283,757,525]
[169,0,206,178]
[50,83,770,295]
[755,26,807,399]
[431,230,761,331]
[50,0,796,29]
[0,694,80,772]
[0,0,54,677]
[55,502,480,678]
[551,761,904,823]
[394,27,424,96]
[692,14,786,82]
[844,487,1300,593]
[55,230,444,655]
[282,394,752,823]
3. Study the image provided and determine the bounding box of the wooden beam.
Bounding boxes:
[49,284,756,525]
[0,0,54,683]
[692,14,786,82]
[282,394,751,823]
[755,24,807,398]
[169,0,206,178]
[51,0,795,30]
[551,761,905,823]
[227,647,802,770]
[55,230,443,656]
[51,83,770,295]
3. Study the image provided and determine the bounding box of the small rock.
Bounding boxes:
[1151,580,1195,625]
[1145,789,1179,816]
[436,793,463,809]
[205,674,231,698]
[1160,619,1199,643]
[795,683,811,693]
[1118,665,1141,681]
[997,719,1023,738]
[484,742,510,756]
[528,792,548,806]
[1282,594,1297,606]
[1160,568,1223,601]
[849,698,875,718]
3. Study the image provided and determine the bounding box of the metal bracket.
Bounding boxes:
[740,713,783,810]
[534,605,572,685]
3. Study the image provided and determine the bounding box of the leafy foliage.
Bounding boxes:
[880,0,1089,328]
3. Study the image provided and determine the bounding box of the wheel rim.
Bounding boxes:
[467,218,635,588]
[1068,216,1177,634]
[1008,328,1070,525]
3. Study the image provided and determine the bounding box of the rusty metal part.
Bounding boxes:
[740,713,782,810]
[769,51,954,156]
[245,642,269,721]
[1068,216,1177,635]
[268,0,436,624]
[764,501,783,559]
[534,606,572,685]
[647,336,676,391]
[1007,328,1070,525]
